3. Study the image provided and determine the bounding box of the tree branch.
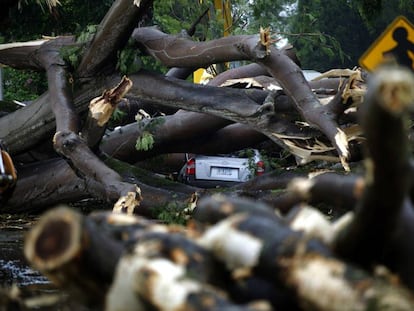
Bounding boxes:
[333,65,414,290]
[76,0,154,77]
[132,27,350,168]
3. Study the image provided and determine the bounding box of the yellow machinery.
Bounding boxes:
[194,0,232,84]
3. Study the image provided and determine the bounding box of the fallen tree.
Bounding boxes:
[0,0,366,212]
[0,0,413,309]
[18,65,414,310]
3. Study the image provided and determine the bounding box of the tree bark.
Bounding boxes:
[76,0,154,78]
[0,0,370,213]
[25,194,414,311]
[333,65,414,290]
[197,199,414,311]
[24,206,124,307]
[132,27,350,168]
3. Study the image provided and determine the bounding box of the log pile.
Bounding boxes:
[23,196,414,311]
[23,64,414,310]
[0,0,367,212]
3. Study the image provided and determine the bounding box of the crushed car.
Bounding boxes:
[178,149,265,188]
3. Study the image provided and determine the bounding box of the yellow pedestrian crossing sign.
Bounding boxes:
[359,16,414,71]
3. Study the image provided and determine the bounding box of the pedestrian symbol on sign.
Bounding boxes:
[383,26,414,69]
[359,16,414,71]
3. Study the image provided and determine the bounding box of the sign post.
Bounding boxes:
[359,16,414,71]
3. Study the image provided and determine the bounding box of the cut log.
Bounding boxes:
[24,206,124,306]
[333,65,414,290]
[198,210,414,311]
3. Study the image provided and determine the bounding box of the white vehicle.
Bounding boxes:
[178,149,265,188]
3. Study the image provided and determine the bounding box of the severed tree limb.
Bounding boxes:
[2,158,107,213]
[333,65,414,290]
[52,209,278,310]
[0,41,187,213]
[101,113,267,162]
[132,27,350,169]
[129,71,262,117]
[159,7,211,82]
[25,206,259,311]
[197,204,414,311]
[0,1,151,211]
[207,44,301,87]
[106,230,271,311]
[286,172,365,215]
[193,194,279,226]
[35,38,80,133]
[127,71,317,156]
[82,75,133,149]
[0,0,153,153]
[0,37,79,155]
[32,40,131,196]
[33,38,142,211]
[234,170,305,192]
[0,73,117,155]
[4,155,198,216]
[0,38,59,70]
[52,131,140,204]
[25,192,414,310]
[127,71,336,163]
[208,62,269,87]
[24,206,125,307]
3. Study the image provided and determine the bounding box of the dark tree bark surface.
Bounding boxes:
[0,0,368,212]
[10,1,414,309]
[131,27,350,168]
[333,65,414,290]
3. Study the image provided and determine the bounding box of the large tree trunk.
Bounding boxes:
[0,0,154,210]
[0,0,363,213]
[132,27,351,168]
[0,0,411,307]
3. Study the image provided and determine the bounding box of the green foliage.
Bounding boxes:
[106,108,127,129]
[287,0,414,71]
[2,0,112,104]
[4,0,112,42]
[231,0,296,35]
[351,0,383,24]
[286,0,360,70]
[116,48,142,75]
[139,55,168,74]
[59,45,82,69]
[60,24,98,69]
[355,1,414,35]
[3,68,47,101]
[135,131,155,151]
[153,0,226,40]
[111,108,126,123]
[156,201,188,225]
[153,0,208,37]
[135,117,166,151]
[76,24,98,43]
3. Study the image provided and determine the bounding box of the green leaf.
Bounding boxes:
[135,131,155,151]
[321,46,335,58]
